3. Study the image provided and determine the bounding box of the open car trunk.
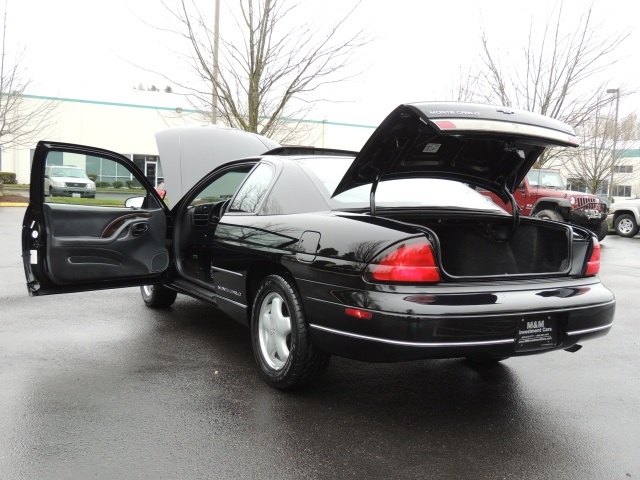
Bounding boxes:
[377,213,579,279]
[328,102,588,280]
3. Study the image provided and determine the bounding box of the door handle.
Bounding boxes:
[132,222,149,236]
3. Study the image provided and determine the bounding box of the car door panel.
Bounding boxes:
[23,141,170,296]
[42,202,168,283]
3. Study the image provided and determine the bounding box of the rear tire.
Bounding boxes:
[535,209,563,222]
[251,274,330,390]
[614,214,639,238]
[140,284,178,308]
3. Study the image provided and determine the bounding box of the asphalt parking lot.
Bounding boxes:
[1,205,639,480]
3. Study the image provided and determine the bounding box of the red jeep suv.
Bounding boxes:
[483,169,608,240]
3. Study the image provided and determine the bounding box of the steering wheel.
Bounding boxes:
[210,199,230,224]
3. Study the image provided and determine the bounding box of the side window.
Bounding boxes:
[44,151,142,208]
[229,163,275,213]
[189,168,252,207]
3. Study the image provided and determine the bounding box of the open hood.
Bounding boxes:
[156,125,280,204]
[332,102,578,203]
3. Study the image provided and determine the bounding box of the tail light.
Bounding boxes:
[364,239,441,284]
[584,238,600,276]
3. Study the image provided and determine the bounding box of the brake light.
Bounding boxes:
[365,240,441,283]
[584,239,600,276]
[435,120,457,129]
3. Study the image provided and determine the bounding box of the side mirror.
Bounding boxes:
[518,182,525,190]
[44,174,49,179]
[125,196,145,209]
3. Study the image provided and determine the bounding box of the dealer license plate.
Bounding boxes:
[515,314,558,352]
[72,193,81,198]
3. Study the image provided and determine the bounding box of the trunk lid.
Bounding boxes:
[332,102,578,203]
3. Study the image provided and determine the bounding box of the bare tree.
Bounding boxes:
[0,3,57,150]
[553,100,639,196]
[146,0,368,144]
[441,66,482,103]
[465,2,631,166]
[618,112,640,143]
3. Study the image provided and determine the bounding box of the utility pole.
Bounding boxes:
[606,88,620,203]
[212,0,220,124]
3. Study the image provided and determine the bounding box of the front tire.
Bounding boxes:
[251,274,330,390]
[140,284,178,308]
[535,209,564,222]
[614,214,639,237]
[594,219,608,241]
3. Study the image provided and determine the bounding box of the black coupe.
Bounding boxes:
[23,102,615,389]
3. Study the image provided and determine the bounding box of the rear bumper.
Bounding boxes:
[50,187,95,198]
[302,279,615,362]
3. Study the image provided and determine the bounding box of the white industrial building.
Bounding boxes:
[0,92,374,187]
[562,145,640,202]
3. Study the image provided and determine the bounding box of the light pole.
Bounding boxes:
[606,88,620,203]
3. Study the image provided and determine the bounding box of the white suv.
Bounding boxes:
[610,196,640,237]
[44,166,96,199]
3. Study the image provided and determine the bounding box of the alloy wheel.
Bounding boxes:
[257,291,292,370]
[618,218,635,235]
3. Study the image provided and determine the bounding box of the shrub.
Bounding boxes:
[112,181,123,189]
[125,180,134,189]
[96,181,111,188]
[0,171,17,184]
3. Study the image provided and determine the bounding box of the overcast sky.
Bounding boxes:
[6,0,640,126]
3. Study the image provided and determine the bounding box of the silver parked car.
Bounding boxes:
[44,165,96,198]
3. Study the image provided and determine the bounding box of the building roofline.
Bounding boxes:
[7,92,378,130]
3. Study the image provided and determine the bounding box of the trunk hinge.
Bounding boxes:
[502,147,526,237]
[369,146,396,217]
[505,187,521,232]
[370,173,381,217]
[501,173,521,238]
[368,126,427,217]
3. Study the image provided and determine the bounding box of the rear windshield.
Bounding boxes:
[297,157,505,212]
